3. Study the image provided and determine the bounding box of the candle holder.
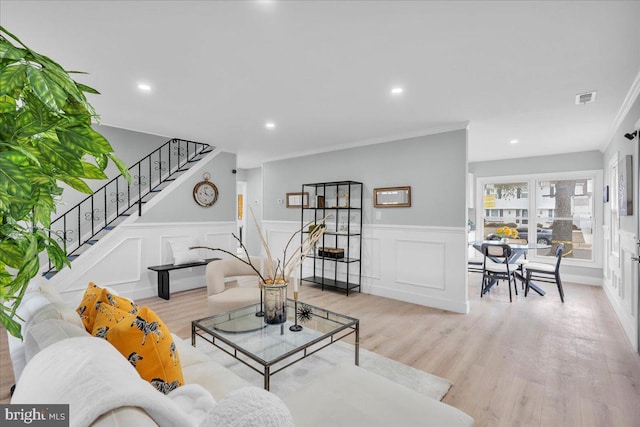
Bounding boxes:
[255,282,265,317]
[289,291,303,332]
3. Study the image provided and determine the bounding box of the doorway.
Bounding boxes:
[237,181,247,255]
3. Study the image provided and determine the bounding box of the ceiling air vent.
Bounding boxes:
[575,91,597,105]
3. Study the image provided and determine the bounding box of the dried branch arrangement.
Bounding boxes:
[191,208,329,286]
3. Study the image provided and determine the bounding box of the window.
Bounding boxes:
[482,182,528,239]
[536,179,593,260]
[478,173,599,264]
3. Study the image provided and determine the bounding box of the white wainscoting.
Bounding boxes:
[603,229,638,350]
[262,221,469,314]
[48,221,237,304]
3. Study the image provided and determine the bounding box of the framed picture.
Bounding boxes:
[286,192,309,208]
[317,195,325,208]
[373,186,411,208]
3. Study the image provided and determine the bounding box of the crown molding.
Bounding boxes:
[260,122,469,166]
[605,67,640,147]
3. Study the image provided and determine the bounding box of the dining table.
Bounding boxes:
[470,240,551,296]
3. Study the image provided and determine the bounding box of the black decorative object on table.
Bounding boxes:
[297,303,313,322]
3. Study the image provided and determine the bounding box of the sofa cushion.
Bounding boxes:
[92,304,185,394]
[24,319,89,362]
[8,292,61,381]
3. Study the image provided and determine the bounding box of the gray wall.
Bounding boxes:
[137,151,237,223]
[469,150,603,177]
[262,129,468,227]
[603,96,640,234]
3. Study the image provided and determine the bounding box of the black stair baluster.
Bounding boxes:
[138,163,142,217]
[90,198,94,240]
[103,187,107,229]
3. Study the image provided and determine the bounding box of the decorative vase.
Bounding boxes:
[263,283,288,325]
[500,237,508,243]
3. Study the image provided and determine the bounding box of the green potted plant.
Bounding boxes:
[0,26,130,337]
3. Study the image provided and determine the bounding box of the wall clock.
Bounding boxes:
[193,173,219,207]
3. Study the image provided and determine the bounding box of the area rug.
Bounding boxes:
[194,336,452,401]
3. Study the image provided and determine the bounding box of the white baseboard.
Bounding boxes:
[603,282,638,351]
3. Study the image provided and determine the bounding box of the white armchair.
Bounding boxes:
[206,257,266,315]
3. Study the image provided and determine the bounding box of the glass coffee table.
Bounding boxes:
[192,300,360,390]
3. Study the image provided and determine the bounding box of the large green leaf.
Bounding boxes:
[0,143,40,166]
[26,66,60,112]
[0,311,21,339]
[75,82,100,95]
[0,39,25,61]
[58,175,93,194]
[95,153,108,170]
[57,125,113,154]
[0,268,13,287]
[45,241,68,270]
[0,240,23,269]
[14,106,57,139]
[33,204,52,228]
[0,154,32,200]
[80,161,108,179]
[0,95,15,113]
[37,138,84,175]
[108,153,132,182]
[0,64,26,96]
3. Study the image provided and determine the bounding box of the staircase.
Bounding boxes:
[44,139,212,277]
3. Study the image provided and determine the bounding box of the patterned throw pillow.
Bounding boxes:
[91,304,184,394]
[76,282,102,330]
[76,283,138,332]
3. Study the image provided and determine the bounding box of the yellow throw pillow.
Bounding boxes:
[92,305,184,394]
[76,282,102,331]
[77,283,138,332]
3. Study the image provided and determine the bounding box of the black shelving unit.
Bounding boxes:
[300,180,363,295]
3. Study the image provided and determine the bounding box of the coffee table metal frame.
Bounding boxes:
[191,299,359,390]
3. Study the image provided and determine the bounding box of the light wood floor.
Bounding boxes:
[2,275,640,426]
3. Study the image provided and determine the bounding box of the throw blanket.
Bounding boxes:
[11,337,215,427]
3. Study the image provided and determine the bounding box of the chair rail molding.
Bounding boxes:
[261,221,469,314]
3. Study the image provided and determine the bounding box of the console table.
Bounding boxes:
[148,258,219,300]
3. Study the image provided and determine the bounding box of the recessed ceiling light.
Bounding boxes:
[510,139,519,144]
[265,122,276,129]
[391,87,404,95]
[137,83,152,92]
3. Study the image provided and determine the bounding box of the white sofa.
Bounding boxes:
[7,281,475,427]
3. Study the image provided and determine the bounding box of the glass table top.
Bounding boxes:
[193,300,358,364]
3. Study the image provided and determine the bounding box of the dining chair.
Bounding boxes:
[468,259,484,273]
[524,243,565,302]
[481,243,520,302]
[507,238,529,288]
